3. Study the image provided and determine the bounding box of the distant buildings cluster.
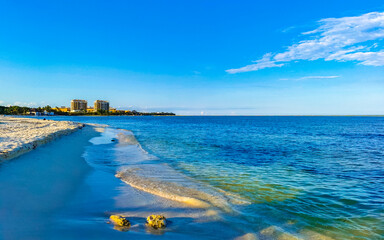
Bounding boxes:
[51,99,130,114]
[69,99,111,113]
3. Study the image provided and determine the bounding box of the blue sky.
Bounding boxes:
[0,0,384,115]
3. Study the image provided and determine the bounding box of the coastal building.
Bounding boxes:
[87,107,94,113]
[109,107,117,113]
[70,99,87,112]
[94,100,109,112]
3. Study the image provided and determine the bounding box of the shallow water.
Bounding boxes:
[20,116,384,239]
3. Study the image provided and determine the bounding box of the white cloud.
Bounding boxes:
[299,75,340,80]
[280,75,340,81]
[226,53,284,73]
[227,12,384,73]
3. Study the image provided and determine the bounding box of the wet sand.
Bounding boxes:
[0,126,98,239]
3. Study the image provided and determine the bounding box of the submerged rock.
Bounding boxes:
[300,230,335,240]
[109,215,131,227]
[260,226,301,240]
[235,233,259,240]
[146,215,167,229]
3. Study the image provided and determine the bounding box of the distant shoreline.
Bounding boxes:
[4,114,384,117]
[159,115,384,117]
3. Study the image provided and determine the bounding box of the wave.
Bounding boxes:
[88,127,250,213]
[115,164,251,212]
[116,131,139,145]
[116,170,212,208]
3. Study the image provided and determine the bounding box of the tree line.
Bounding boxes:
[0,105,175,116]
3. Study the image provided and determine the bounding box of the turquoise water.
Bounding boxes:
[37,116,384,239]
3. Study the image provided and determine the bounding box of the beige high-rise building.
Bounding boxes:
[94,100,109,112]
[70,99,87,112]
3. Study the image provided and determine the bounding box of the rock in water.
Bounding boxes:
[109,215,131,227]
[146,215,167,229]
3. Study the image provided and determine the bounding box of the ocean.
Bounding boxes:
[13,116,384,239]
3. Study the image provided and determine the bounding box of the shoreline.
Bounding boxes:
[0,116,85,161]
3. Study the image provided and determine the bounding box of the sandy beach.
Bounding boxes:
[0,116,84,161]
